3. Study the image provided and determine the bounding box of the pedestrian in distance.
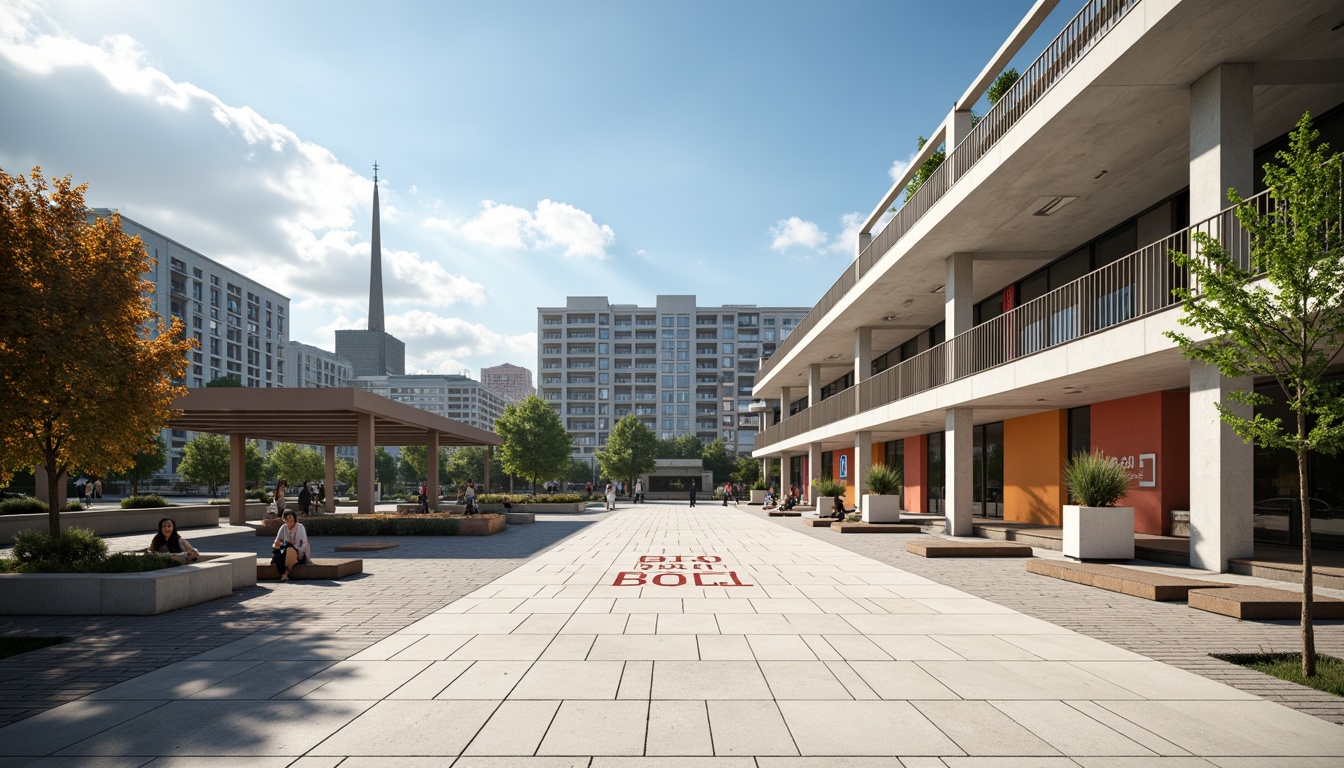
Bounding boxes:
[274,479,288,512]
[688,480,697,507]
[634,480,644,503]
[605,482,616,511]
[93,478,102,500]
[297,481,312,516]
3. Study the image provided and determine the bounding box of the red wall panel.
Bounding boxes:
[1090,390,1189,535]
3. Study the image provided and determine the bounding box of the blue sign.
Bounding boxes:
[839,454,848,479]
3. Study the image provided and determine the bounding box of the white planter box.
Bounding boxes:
[806,496,842,520]
[749,489,767,505]
[1063,505,1135,560]
[862,494,903,523]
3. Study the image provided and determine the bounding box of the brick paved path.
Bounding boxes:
[754,508,1344,724]
[3,502,1342,766]
[0,513,608,727]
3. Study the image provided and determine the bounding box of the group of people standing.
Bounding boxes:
[273,479,325,516]
[75,477,102,508]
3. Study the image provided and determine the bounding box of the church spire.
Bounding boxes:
[368,163,385,332]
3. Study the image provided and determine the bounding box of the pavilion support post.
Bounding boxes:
[483,445,493,493]
[357,412,375,515]
[324,445,336,514]
[229,434,246,525]
[426,431,440,511]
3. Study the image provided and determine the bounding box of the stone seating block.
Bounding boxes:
[196,552,260,589]
[505,512,535,525]
[256,557,363,581]
[333,542,400,552]
[1188,586,1344,620]
[906,540,1033,558]
[805,518,837,527]
[395,503,422,514]
[1026,558,1231,601]
[831,523,922,534]
[767,511,801,517]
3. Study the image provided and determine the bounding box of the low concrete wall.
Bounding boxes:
[0,503,254,544]
[0,560,235,615]
[445,502,588,514]
[198,552,259,590]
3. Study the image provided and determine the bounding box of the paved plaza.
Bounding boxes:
[3,503,1344,766]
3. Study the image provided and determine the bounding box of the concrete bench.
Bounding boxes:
[907,540,1033,558]
[256,557,363,581]
[333,542,399,552]
[1026,559,1231,601]
[831,522,922,534]
[196,552,261,589]
[1188,586,1344,620]
[768,510,801,517]
[505,512,535,525]
[805,518,838,527]
[395,503,424,514]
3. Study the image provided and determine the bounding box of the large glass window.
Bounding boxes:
[820,451,833,481]
[1253,375,1344,549]
[1068,407,1091,460]
[927,432,945,514]
[972,422,1005,518]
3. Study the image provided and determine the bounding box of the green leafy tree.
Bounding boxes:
[905,135,946,201]
[374,446,399,490]
[730,455,761,487]
[443,446,504,492]
[335,457,358,494]
[987,67,1019,106]
[567,457,595,485]
[114,434,167,496]
[205,375,242,387]
[178,433,231,496]
[0,168,193,534]
[1167,113,1344,678]
[267,442,324,485]
[700,439,734,484]
[244,440,265,485]
[656,434,705,459]
[494,396,571,495]
[597,415,658,496]
[398,445,451,486]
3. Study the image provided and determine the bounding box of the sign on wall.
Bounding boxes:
[839,454,848,479]
[1114,453,1157,488]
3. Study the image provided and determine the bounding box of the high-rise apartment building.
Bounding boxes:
[481,363,536,403]
[351,374,510,431]
[748,0,1344,572]
[537,296,808,458]
[91,210,290,475]
[285,342,354,389]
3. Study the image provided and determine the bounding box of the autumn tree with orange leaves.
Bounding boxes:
[0,167,195,535]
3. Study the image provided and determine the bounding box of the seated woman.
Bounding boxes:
[270,510,311,582]
[147,517,199,563]
[762,491,777,510]
[831,495,847,521]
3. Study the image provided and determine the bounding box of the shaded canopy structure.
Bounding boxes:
[169,387,501,520]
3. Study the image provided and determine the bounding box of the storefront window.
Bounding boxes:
[927,432,944,514]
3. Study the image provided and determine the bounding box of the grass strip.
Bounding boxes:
[1214,652,1344,697]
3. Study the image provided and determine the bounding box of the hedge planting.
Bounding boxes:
[300,514,462,536]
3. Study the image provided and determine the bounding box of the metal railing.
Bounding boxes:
[755,189,1271,451]
[758,0,1140,383]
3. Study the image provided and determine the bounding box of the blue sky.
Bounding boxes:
[0,0,1055,377]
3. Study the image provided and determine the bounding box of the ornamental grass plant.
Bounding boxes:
[1063,449,1133,507]
[812,478,847,498]
[864,463,903,495]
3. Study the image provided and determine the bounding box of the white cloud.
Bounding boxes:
[384,311,536,373]
[889,150,919,183]
[769,217,827,252]
[828,212,864,258]
[429,198,616,260]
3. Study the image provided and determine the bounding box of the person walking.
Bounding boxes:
[605,482,616,511]
[297,481,312,516]
[688,480,697,507]
[464,479,477,514]
[634,480,644,503]
[274,479,288,512]
[722,482,730,506]
[93,478,102,501]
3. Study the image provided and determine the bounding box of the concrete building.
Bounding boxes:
[335,167,406,377]
[93,210,290,476]
[351,374,510,432]
[538,295,808,459]
[481,363,536,403]
[750,0,1344,571]
[286,342,354,389]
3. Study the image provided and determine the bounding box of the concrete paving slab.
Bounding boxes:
[757,661,852,699]
[990,700,1156,756]
[650,661,772,699]
[913,700,1061,756]
[645,700,714,756]
[462,699,560,755]
[275,660,428,699]
[386,660,472,699]
[510,660,624,699]
[776,700,961,756]
[309,699,497,755]
[0,701,168,757]
[435,661,531,699]
[705,700,798,756]
[536,700,648,756]
[85,661,260,701]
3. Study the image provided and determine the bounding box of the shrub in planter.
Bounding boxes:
[12,527,107,563]
[1063,450,1132,507]
[0,497,48,516]
[301,514,461,536]
[247,489,272,503]
[751,480,769,491]
[812,478,846,498]
[864,463,903,495]
[121,495,172,509]
[862,463,904,523]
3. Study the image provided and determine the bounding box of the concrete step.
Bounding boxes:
[907,540,1032,558]
[831,523,922,534]
[1026,558,1231,601]
[1188,586,1344,620]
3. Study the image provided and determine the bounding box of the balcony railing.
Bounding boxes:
[756,189,1270,451]
[757,0,1140,383]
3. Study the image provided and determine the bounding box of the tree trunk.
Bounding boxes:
[1298,410,1315,677]
[46,462,61,537]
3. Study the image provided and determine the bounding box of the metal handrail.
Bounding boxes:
[755,189,1272,451]
[758,0,1140,383]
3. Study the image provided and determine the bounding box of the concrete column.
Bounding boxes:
[807,441,822,503]
[229,434,246,525]
[856,230,872,262]
[854,326,873,384]
[807,365,822,408]
[945,252,974,337]
[324,446,337,513]
[780,387,792,419]
[945,408,974,537]
[357,412,375,515]
[426,432,440,511]
[34,466,67,511]
[779,452,793,491]
[1189,361,1254,571]
[854,431,873,506]
[947,108,975,155]
[1190,63,1253,221]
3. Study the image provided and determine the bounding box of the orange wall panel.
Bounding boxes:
[904,434,928,514]
[1004,411,1067,525]
[834,448,856,507]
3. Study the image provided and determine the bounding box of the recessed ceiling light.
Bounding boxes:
[1030,196,1079,217]
[931,285,945,294]
[902,298,915,308]
[881,315,898,322]
[826,354,843,360]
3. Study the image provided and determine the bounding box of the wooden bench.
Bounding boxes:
[805,518,838,527]
[256,557,363,581]
[768,510,801,517]
[333,542,399,552]
[1026,559,1231,601]
[831,522,922,534]
[907,540,1033,558]
[1188,586,1344,620]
